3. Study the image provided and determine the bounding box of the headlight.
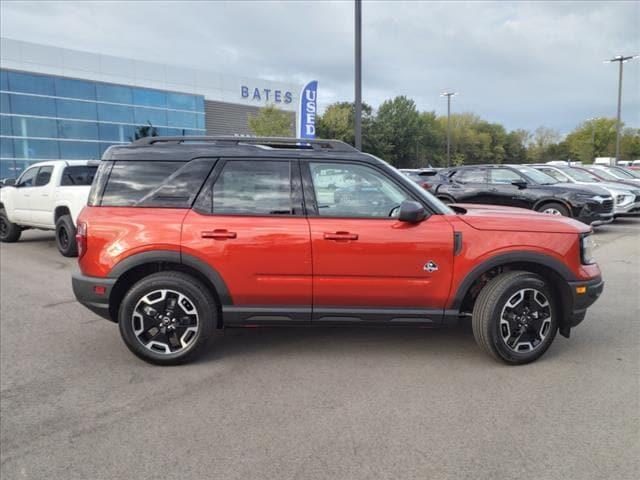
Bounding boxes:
[580,233,596,265]
[616,194,633,206]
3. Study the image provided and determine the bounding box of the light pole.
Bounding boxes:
[354,0,362,150]
[604,55,638,162]
[441,92,458,167]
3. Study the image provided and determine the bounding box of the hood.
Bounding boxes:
[596,182,639,193]
[539,182,610,197]
[450,203,591,234]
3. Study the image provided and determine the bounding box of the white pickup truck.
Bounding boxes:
[0,160,98,256]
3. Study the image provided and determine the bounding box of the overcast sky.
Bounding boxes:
[1,0,638,134]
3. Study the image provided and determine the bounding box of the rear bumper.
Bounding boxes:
[567,276,604,328]
[72,272,116,321]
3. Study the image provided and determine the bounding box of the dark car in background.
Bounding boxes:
[433,164,614,225]
[399,168,443,190]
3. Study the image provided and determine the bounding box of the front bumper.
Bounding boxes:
[566,276,604,328]
[575,199,615,225]
[72,272,116,321]
[614,200,640,216]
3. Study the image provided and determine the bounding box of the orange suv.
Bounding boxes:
[72,136,604,365]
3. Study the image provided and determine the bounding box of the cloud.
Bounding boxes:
[1,0,638,132]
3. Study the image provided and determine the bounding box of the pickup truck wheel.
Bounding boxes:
[118,272,217,365]
[536,202,570,217]
[55,215,78,257]
[472,271,558,365]
[0,209,21,243]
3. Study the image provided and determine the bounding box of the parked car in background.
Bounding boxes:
[399,168,443,190]
[586,165,640,187]
[0,160,98,256]
[72,136,603,366]
[532,165,640,217]
[433,164,614,225]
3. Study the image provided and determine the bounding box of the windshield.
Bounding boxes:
[515,166,558,185]
[402,171,422,181]
[589,168,617,180]
[564,168,599,183]
[617,167,640,179]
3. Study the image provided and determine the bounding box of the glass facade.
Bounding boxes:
[0,69,206,179]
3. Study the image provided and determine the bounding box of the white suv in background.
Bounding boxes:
[0,160,97,256]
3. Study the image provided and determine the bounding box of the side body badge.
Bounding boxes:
[424,261,438,273]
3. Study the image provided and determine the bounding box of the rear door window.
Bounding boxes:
[489,168,524,184]
[453,168,486,184]
[99,159,215,207]
[61,165,98,186]
[211,160,295,215]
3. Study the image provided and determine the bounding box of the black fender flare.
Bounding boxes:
[107,249,233,305]
[450,251,577,311]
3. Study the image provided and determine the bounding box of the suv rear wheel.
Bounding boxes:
[472,271,558,365]
[55,214,78,257]
[118,272,217,365]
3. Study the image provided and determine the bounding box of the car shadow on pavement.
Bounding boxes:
[194,319,493,365]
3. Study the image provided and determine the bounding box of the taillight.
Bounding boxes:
[76,221,87,259]
[421,182,432,190]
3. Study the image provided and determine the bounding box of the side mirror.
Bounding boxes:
[398,200,428,223]
[3,179,16,186]
[511,180,528,189]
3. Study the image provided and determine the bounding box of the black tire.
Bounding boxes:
[472,271,558,365]
[55,214,78,257]
[0,209,21,243]
[118,272,217,365]
[536,202,570,217]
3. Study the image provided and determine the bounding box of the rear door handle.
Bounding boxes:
[323,231,358,241]
[201,229,237,240]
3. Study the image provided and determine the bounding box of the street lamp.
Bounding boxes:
[604,55,639,163]
[441,91,458,167]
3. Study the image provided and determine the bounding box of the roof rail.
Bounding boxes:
[132,135,358,152]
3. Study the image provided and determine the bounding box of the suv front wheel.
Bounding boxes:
[118,272,217,365]
[472,271,558,365]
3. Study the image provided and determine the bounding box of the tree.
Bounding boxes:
[526,126,562,162]
[565,118,619,163]
[417,111,446,167]
[620,128,640,160]
[504,129,529,164]
[375,96,422,168]
[315,101,386,157]
[247,105,293,137]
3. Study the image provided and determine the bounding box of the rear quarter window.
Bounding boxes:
[95,159,215,207]
[61,165,98,186]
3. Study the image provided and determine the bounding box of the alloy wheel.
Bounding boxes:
[132,289,199,355]
[499,288,552,353]
[542,207,563,216]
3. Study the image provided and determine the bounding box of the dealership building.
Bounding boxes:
[0,37,305,179]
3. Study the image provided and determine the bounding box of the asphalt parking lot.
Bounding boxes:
[1,219,639,480]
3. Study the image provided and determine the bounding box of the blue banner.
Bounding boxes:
[297,80,318,139]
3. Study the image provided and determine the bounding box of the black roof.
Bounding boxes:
[102,136,380,163]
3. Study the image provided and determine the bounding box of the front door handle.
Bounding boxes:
[201,229,237,240]
[323,231,358,241]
